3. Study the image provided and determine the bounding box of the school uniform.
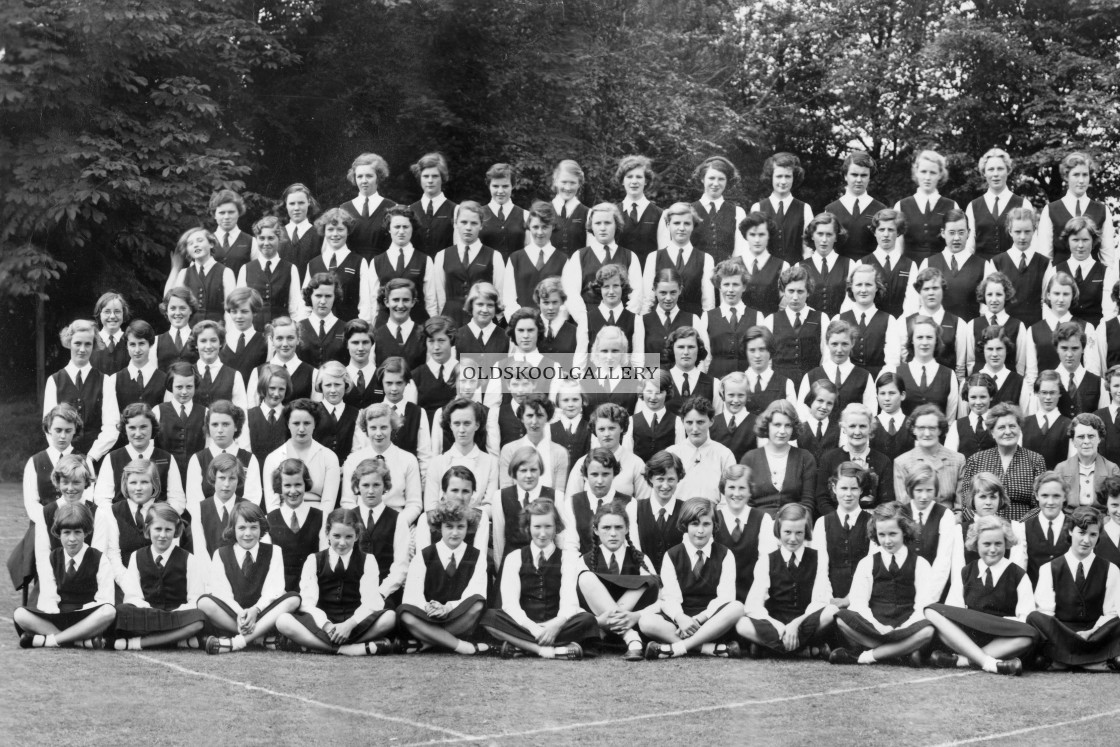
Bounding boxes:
[582,371,640,422]
[628,498,684,574]
[189,494,246,565]
[744,368,797,416]
[496,486,558,561]
[44,363,116,461]
[565,243,643,317]
[1021,410,1071,470]
[398,542,487,627]
[767,307,825,384]
[184,445,261,508]
[585,304,637,358]
[811,508,872,599]
[794,419,840,465]
[668,439,736,503]
[739,447,818,516]
[93,499,157,580]
[905,308,966,376]
[538,317,584,373]
[664,368,713,418]
[340,194,396,260]
[502,245,567,317]
[1098,523,1120,569]
[38,499,98,553]
[562,489,630,556]
[267,504,325,592]
[714,504,773,602]
[455,322,509,359]
[313,402,359,466]
[903,502,954,596]
[840,308,899,381]
[577,544,660,610]
[483,544,598,644]
[200,543,295,623]
[860,249,914,319]
[896,194,958,263]
[755,195,812,266]
[16,545,115,635]
[155,328,192,372]
[709,410,756,462]
[156,401,207,478]
[1040,197,1111,263]
[951,512,1011,574]
[966,192,1024,260]
[989,248,1048,328]
[194,360,247,412]
[799,362,875,414]
[413,359,459,423]
[870,412,913,460]
[618,197,663,265]
[91,330,129,376]
[743,546,831,653]
[435,399,489,456]
[815,448,894,513]
[213,228,253,277]
[347,503,407,600]
[247,405,288,475]
[645,244,714,317]
[1055,367,1106,419]
[741,252,787,316]
[1027,551,1120,666]
[642,308,696,370]
[372,319,425,372]
[801,254,851,318]
[182,258,233,325]
[657,539,737,623]
[826,194,887,261]
[1095,406,1120,466]
[434,242,501,327]
[115,545,207,634]
[287,547,389,644]
[569,447,651,503]
[551,199,590,257]
[370,246,436,325]
[926,558,1039,647]
[239,256,302,331]
[297,315,347,369]
[411,195,458,258]
[897,360,956,418]
[281,220,322,281]
[114,361,166,414]
[220,328,268,385]
[341,362,378,411]
[479,201,527,260]
[974,366,1025,411]
[946,412,996,461]
[551,417,591,472]
[1011,510,1071,587]
[835,547,935,643]
[386,400,428,461]
[692,197,743,266]
[926,250,986,322]
[1052,258,1106,326]
[704,304,760,380]
[1024,312,1096,390]
[306,248,367,323]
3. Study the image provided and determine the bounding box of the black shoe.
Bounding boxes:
[829,647,859,665]
[906,650,924,668]
[747,642,765,659]
[996,658,1023,676]
[500,642,522,659]
[1029,653,1052,671]
[1108,655,1120,673]
[19,633,34,649]
[622,643,644,662]
[929,650,959,669]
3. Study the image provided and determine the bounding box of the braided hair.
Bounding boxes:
[588,500,646,573]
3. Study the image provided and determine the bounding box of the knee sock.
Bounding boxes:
[857,650,876,665]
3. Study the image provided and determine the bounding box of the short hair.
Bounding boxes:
[983,402,1023,431]
[676,496,719,533]
[1004,206,1038,232]
[592,402,631,434]
[351,457,392,495]
[589,262,631,304]
[1068,505,1103,532]
[160,286,198,319]
[975,271,1016,305]
[382,204,419,233]
[803,379,838,408]
[1059,216,1101,255]
[325,506,362,535]
[761,152,805,187]
[744,325,774,354]
[665,325,708,364]
[904,403,949,438]
[422,315,457,347]
[825,318,855,342]
[962,373,997,403]
[712,257,749,287]
[870,208,906,234]
[843,151,877,176]
[527,200,557,228]
[584,202,624,232]
[347,152,389,186]
[51,454,93,489]
[1046,271,1081,309]
[117,402,160,439]
[207,399,246,437]
[1105,364,1120,388]
[207,452,245,486]
[255,363,291,400]
[1033,369,1064,395]
[252,215,283,238]
[314,207,355,235]
[591,325,631,363]
[977,325,1013,360]
[362,401,401,436]
[43,403,83,437]
[965,514,1016,552]
[410,151,449,182]
[693,156,739,187]
[208,188,246,215]
[978,148,1013,175]
[282,398,320,428]
[644,449,684,485]
[441,465,477,493]
[911,266,947,294]
[754,399,800,438]
[508,445,544,478]
[225,286,263,313]
[51,501,94,537]
[905,315,944,360]
[969,472,1010,512]
[221,502,269,543]
[828,460,874,497]
[581,447,621,477]
[904,463,939,498]
[267,315,300,342]
[516,393,555,421]
[1098,475,1120,505]
[303,271,343,307]
[679,396,715,421]
[121,458,161,502]
[719,464,752,495]
[840,402,874,429]
[376,355,412,384]
[738,210,777,239]
[279,183,320,218]
[59,319,101,350]
[485,162,514,184]
[552,159,585,188]
[846,263,886,302]
[616,154,655,185]
[1059,151,1096,181]
[1068,412,1106,440]
[441,398,483,433]
[168,360,200,386]
[271,457,312,494]
[876,370,907,395]
[803,212,848,247]
[344,318,374,345]
[942,207,969,228]
[868,501,918,545]
[533,276,566,304]
[463,281,503,317]
[1051,320,1086,349]
[719,371,749,397]
[143,502,184,539]
[315,360,353,394]
[779,263,814,295]
[94,291,130,328]
[191,318,225,347]
[173,227,217,261]
[774,502,812,539]
[912,149,949,185]
[519,498,565,537]
[428,497,480,532]
[1034,470,1070,499]
[662,201,701,226]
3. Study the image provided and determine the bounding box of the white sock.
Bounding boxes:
[857,650,876,665]
[700,642,716,656]
[115,636,142,651]
[981,656,999,673]
[540,646,555,659]
[671,641,688,657]
[232,635,248,651]
[336,642,374,656]
[44,634,59,648]
[957,654,972,669]
[454,640,474,655]
[623,630,641,646]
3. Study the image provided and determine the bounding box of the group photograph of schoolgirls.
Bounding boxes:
[10,144,1120,687]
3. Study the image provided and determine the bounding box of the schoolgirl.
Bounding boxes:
[811,462,875,607]
[764,264,826,384]
[988,207,1048,328]
[221,287,269,384]
[311,361,360,466]
[689,156,747,265]
[90,291,130,375]
[838,264,901,380]
[209,188,254,276]
[345,458,409,605]
[893,150,959,264]
[265,458,326,592]
[338,152,396,259]
[278,182,322,278]
[187,452,250,564]
[626,450,686,573]
[97,402,182,510]
[701,257,760,379]
[42,319,119,462]
[641,202,716,317]
[714,464,776,604]
[491,445,561,564]
[189,320,248,410]
[550,159,590,257]
[479,163,528,259]
[800,212,854,318]
[824,151,887,261]
[945,374,998,459]
[297,272,348,367]
[408,152,457,258]
[304,208,368,323]
[162,226,236,325]
[154,287,197,371]
[369,205,438,325]
[114,320,166,414]
[920,208,986,322]
[709,372,756,462]
[748,152,813,266]
[964,148,1024,260]
[631,370,678,463]
[734,211,789,316]
[859,209,913,318]
[244,317,315,403]
[432,201,505,328]
[616,154,663,265]
[246,363,292,469]
[237,215,302,332]
[155,361,206,478]
[643,268,702,369]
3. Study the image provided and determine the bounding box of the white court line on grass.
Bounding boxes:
[402,671,977,745]
[131,653,476,740]
[927,706,1120,746]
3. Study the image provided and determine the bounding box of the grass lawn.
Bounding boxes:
[1,481,1118,746]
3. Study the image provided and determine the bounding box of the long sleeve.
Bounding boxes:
[377,519,412,599]
[166,459,186,515]
[242,455,264,507]
[908,556,937,626]
[562,257,589,327]
[658,553,684,620]
[190,501,211,564]
[1033,561,1056,616]
[185,455,204,507]
[1013,569,1036,622]
[119,556,149,607]
[43,376,59,416]
[431,250,447,315]
[89,384,120,462]
[447,548,488,610]
[630,314,646,369]
[421,257,439,319]
[206,552,239,611]
[401,452,423,522]
[93,457,117,507]
[33,533,60,613]
[297,555,328,626]
[949,531,966,582]
[490,253,507,302]
[416,410,432,485]
[963,204,978,254]
[945,562,966,608]
[22,458,45,523]
[1024,332,1040,391]
[701,254,716,312]
[178,553,205,609]
[809,516,835,598]
[944,422,961,454]
[1010,521,1029,570]
[743,554,773,619]
[626,254,645,318]
[501,261,520,324]
[92,507,125,582]
[844,555,876,625]
[557,550,581,621]
[624,499,642,552]
[357,259,373,324]
[402,551,429,608]
[498,549,538,635]
[287,266,306,320]
[1089,563,1120,633]
[797,452,817,516]
[348,555,385,622]
[262,450,282,510]
[930,510,955,595]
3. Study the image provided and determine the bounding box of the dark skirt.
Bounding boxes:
[837,609,932,644]
[397,593,486,627]
[199,592,299,628]
[748,608,827,653]
[115,604,207,634]
[7,523,36,590]
[657,601,735,625]
[481,609,598,644]
[288,608,390,647]
[926,603,1040,647]
[15,603,114,635]
[1027,612,1120,666]
[577,569,660,611]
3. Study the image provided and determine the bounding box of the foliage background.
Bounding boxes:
[2,0,1119,396]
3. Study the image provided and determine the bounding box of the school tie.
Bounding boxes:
[1046,520,1054,545]
[1017,252,1026,273]
[265,260,274,277]
[681,374,690,398]
[1075,200,1082,217]
[843,513,851,531]
[607,309,616,325]
[1069,371,1077,400]
[156,555,164,569]
[135,371,144,389]
[545,323,554,341]
[180,405,188,420]
[426,200,435,219]
[1075,264,1083,283]
[437,364,445,383]
[328,252,337,272]
[689,548,707,577]
[888,555,899,573]
[987,314,998,329]
[291,227,300,245]
[361,198,369,219]
[730,307,739,328]
[992,196,999,217]
[607,554,620,575]
[534,249,544,271]
[777,201,785,220]
[917,511,925,534]
[460,246,470,267]
[395,249,405,274]
[1076,561,1086,588]
[268,408,277,425]
[203,364,212,389]
[220,506,229,525]
[222,233,231,252]
[536,551,544,571]
[174,330,183,351]
[236,333,245,354]
[984,567,994,591]
[675,248,683,272]
[752,258,760,275]
[950,256,958,273]
[1041,414,1049,435]
[816,420,824,439]
[657,508,667,532]
[241,551,254,577]
[821,257,829,276]
[793,312,802,330]
[335,556,345,575]
[851,199,861,218]
[731,519,742,543]
[476,328,485,346]
[753,375,762,395]
[728,414,736,431]
[834,367,843,390]
[356,370,366,393]
[651,413,659,428]
[920,365,928,389]
[883,256,891,275]
[523,491,531,508]
[319,319,326,340]
[107,335,116,354]
[66,558,77,580]
[560,204,568,221]
[629,203,638,224]
[74,370,83,390]
[290,512,300,532]
[445,553,457,576]
[926,200,933,216]
[787,553,797,572]
[888,417,897,436]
